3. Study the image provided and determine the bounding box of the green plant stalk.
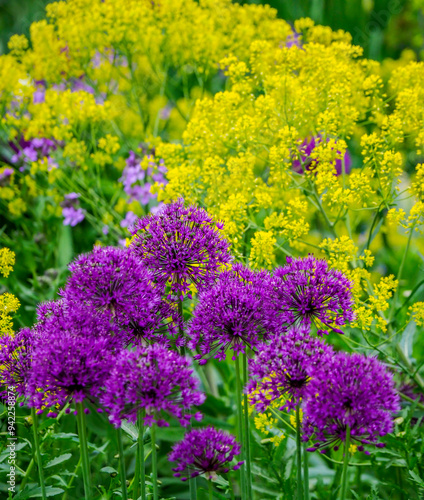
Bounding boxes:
[31,407,47,500]
[234,355,247,498]
[117,428,128,500]
[340,426,351,500]
[151,422,159,500]
[242,353,253,499]
[209,480,214,500]
[135,409,146,500]
[295,405,303,500]
[76,402,92,500]
[303,443,310,500]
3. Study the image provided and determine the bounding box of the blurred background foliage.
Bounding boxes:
[2,0,424,61]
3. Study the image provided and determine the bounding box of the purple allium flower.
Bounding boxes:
[27,331,115,410]
[169,427,243,481]
[62,246,179,346]
[0,328,34,398]
[247,330,333,412]
[101,344,205,428]
[303,352,400,453]
[270,255,354,336]
[130,199,232,299]
[292,135,352,176]
[187,264,276,363]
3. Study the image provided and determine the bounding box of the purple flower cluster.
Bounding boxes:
[0,328,34,398]
[130,199,231,298]
[303,352,400,453]
[61,193,85,227]
[101,344,205,427]
[270,255,355,336]
[10,137,57,172]
[247,330,333,412]
[293,135,352,176]
[62,246,179,346]
[120,150,167,206]
[169,427,243,481]
[188,264,275,363]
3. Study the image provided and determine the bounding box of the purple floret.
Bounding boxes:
[188,263,276,363]
[101,344,205,428]
[303,351,400,453]
[169,426,243,481]
[247,329,333,412]
[62,246,180,346]
[270,255,354,336]
[129,199,231,299]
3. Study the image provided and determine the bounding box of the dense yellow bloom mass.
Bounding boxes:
[0,248,20,336]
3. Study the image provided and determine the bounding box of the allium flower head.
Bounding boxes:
[27,331,114,410]
[293,135,352,176]
[271,255,354,336]
[247,330,333,412]
[62,246,179,346]
[129,199,231,299]
[303,352,400,453]
[0,328,34,398]
[169,427,243,481]
[188,264,276,363]
[101,344,205,427]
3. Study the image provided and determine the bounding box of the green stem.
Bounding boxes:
[117,428,128,500]
[76,402,92,500]
[151,422,159,500]
[209,480,214,500]
[234,355,247,499]
[340,426,351,500]
[136,409,146,500]
[295,406,303,500]
[31,408,47,500]
[242,353,253,499]
[303,443,310,500]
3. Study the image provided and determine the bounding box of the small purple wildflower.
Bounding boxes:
[293,135,352,176]
[130,199,232,298]
[62,206,85,226]
[62,246,179,346]
[247,330,333,412]
[120,211,138,231]
[303,352,400,453]
[169,427,243,481]
[270,255,355,336]
[0,328,34,398]
[188,264,276,363]
[101,344,205,428]
[0,168,13,187]
[10,137,56,170]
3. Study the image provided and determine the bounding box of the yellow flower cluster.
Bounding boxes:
[0,248,20,336]
[409,302,424,326]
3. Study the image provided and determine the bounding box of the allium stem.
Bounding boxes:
[340,425,351,500]
[76,402,92,500]
[208,480,214,500]
[295,405,303,500]
[31,408,47,500]
[242,352,253,499]
[151,422,159,500]
[116,428,128,500]
[234,355,247,499]
[137,409,146,500]
[303,442,310,500]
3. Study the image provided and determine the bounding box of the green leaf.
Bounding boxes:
[45,453,72,468]
[101,466,118,474]
[121,421,138,441]
[409,470,424,487]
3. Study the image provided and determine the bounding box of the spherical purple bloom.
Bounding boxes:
[130,199,232,299]
[270,255,354,336]
[188,264,276,363]
[0,328,34,398]
[169,427,243,481]
[62,246,179,346]
[247,330,333,412]
[293,135,352,176]
[303,352,400,453]
[27,330,115,410]
[101,344,205,428]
